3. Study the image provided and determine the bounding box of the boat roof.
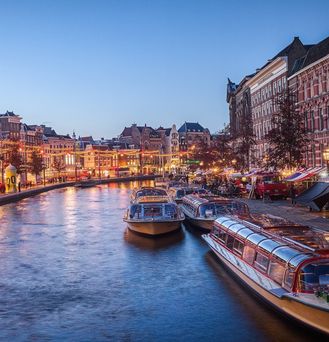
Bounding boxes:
[215,215,329,257]
[133,187,168,197]
[183,194,232,205]
[135,195,171,204]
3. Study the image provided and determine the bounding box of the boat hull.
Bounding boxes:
[125,220,183,236]
[184,213,213,231]
[204,235,329,335]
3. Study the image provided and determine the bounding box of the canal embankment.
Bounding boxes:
[243,198,329,232]
[0,174,158,206]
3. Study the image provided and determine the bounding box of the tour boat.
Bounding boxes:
[202,214,329,334]
[180,194,250,231]
[124,192,185,236]
[74,179,97,188]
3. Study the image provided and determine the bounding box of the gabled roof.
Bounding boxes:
[42,126,58,137]
[291,35,329,75]
[0,111,21,118]
[121,127,132,137]
[178,122,206,133]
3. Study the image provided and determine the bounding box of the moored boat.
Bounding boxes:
[181,194,249,231]
[124,192,185,236]
[74,179,97,188]
[202,214,329,334]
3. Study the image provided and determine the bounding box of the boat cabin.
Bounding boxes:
[128,202,180,220]
[182,195,250,219]
[212,216,329,294]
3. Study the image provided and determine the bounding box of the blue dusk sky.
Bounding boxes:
[0,0,328,138]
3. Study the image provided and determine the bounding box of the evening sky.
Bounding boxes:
[0,0,328,138]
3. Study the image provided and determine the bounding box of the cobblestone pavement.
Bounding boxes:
[242,198,329,232]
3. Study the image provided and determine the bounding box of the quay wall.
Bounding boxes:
[0,175,158,206]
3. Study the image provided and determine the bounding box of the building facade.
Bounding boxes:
[288,36,329,167]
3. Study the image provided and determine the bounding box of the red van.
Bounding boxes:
[254,173,288,199]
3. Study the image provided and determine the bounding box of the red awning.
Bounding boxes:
[286,166,326,182]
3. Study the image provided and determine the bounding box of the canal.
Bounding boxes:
[0,182,322,341]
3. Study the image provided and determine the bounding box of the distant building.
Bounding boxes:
[0,111,22,140]
[178,122,210,150]
[42,127,75,177]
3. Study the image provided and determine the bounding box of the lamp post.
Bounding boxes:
[323,149,329,175]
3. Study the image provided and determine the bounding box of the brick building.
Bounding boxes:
[288,36,329,167]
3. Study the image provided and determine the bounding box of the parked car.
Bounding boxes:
[254,173,288,199]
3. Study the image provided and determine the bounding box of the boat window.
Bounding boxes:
[225,202,250,215]
[236,228,253,240]
[272,247,301,264]
[144,205,162,217]
[246,233,267,246]
[226,234,235,250]
[218,230,227,243]
[215,217,231,225]
[288,253,311,268]
[233,239,244,255]
[298,262,329,292]
[200,204,215,217]
[258,239,282,254]
[164,204,177,218]
[243,245,255,264]
[130,205,141,218]
[214,204,232,215]
[227,223,245,235]
[212,226,219,237]
[268,260,285,285]
[284,268,295,288]
[254,252,269,272]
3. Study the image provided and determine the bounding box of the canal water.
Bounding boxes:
[0,182,323,341]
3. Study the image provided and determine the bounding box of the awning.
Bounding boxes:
[285,166,326,182]
[296,182,329,211]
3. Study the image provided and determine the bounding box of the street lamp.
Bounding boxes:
[323,149,329,174]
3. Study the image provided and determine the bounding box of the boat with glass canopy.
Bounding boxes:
[202,214,329,334]
[181,194,250,230]
[124,187,185,236]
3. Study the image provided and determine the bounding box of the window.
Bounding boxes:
[254,252,269,272]
[268,260,285,285]
[226,235,234,250]
[304,112,308,131]
[233,239,244,255]
[319,108,323,130]
[298,263,329,293]
[217,230,227,243]
[243,245,255,264]
[311,111,315,131]
[284,269,295,288]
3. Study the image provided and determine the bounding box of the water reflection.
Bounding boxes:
[0,181,324,341]
[124,228,185,250]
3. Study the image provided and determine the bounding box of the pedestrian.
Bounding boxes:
[18,181,21,192]
[290,183,296,206]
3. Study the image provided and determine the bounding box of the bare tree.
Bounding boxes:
[266,88,309,169]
